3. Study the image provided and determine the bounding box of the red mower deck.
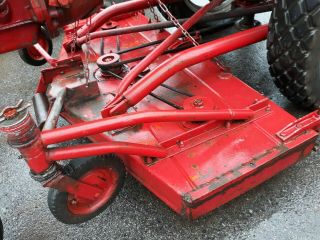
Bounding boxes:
[1,0,320,223]
[38,13,319,219]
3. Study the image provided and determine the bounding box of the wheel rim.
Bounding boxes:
[67,168,119,216]
[26,37,49,61]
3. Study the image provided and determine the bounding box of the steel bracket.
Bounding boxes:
[276,111,320,141]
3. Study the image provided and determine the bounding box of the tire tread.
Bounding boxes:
[267,0,320,108]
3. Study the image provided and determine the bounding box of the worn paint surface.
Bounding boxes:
[39,12,320,219]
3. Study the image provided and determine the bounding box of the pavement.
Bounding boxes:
[1,12,320,240]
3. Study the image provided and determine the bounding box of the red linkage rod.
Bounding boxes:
[47,142,168,161]
[77,0,178,38]
[106,0,224,110]
[108,24,269,115]
[41,110,254,146]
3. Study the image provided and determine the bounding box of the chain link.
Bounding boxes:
[71,20,79,54]
[84,16,93,86]
[157,0,199,46]
[147,0,160,23]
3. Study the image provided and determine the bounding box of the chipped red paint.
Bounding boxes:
[1,3,319,220]
[34,12,319,219]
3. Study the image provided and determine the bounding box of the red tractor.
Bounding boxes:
[0,0,320,224]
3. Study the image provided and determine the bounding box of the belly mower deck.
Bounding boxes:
[1,6,319,222]
[39,13,318,219]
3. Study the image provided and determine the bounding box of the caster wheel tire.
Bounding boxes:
[267,0,320,109]
[18,27,53,66]
[48,155,125,224]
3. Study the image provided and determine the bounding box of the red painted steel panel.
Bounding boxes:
[42,13,318,219]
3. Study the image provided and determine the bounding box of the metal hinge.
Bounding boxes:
[276,111,320,141]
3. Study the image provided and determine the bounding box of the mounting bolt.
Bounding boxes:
[266,105,271,112]
[177,140,185,148]
[193,99,204,108]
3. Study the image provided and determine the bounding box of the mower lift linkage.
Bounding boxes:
[105,24,269,116]
[0,17,269,200]
[106,0,225,109]
[2,0,320,221]
[0,106,254,200]
[74,3,274,47]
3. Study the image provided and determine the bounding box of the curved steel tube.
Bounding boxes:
[109,0,224,108]
[47,142,168,161]
[76,4,274,46]
[109,24,269,115]
[41,110,254,146]
[77,0,177,38]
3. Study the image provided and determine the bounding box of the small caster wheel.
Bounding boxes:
[48,155,125,224]
[18,27,53,66]
[0,217,3,240]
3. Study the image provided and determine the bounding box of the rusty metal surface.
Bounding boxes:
[1,11,320,240]
[40,12,319,221]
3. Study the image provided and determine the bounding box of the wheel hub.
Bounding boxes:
[67,168,118,216]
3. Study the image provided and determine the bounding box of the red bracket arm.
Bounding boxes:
[276,111,320,141]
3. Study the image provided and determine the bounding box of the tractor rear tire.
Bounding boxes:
[267,0,320,109]
[48,155,125,224]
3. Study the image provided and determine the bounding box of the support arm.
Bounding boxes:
[107,25,269,116]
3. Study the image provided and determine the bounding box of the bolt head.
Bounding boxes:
[193,99,204,108]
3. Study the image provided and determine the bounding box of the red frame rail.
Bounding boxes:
[47,142,168,161]
[105,24,269,116]
[76,0,179,38]
[108,0,224,107]
[41,109,254,146]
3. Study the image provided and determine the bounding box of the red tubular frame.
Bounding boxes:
[76,0,178,38]
[41,110,254,146]
[108,24,269,115]
[108,0,224,107]
[47,142,168,161]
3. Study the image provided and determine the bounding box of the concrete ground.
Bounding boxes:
[1,12,320,240]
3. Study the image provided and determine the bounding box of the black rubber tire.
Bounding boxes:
[0,217,3,240]
[18,27,53,66]
[159,1,194,19]
[158,1,235,28]
[267,0,320,109]
[48,155,125,224]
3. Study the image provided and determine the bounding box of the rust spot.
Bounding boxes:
[208,175,228,191]
[3,108,18,120]
[188,152,196,158]
[232,169,242,178]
